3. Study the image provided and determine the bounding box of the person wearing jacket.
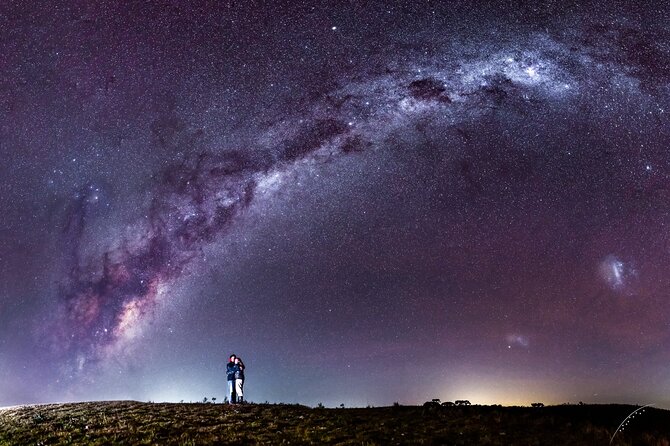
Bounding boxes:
[226,354,238,403]
[234,357,245,403]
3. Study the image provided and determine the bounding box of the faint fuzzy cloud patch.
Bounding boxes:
[505,334,530,348]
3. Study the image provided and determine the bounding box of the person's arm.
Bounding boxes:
[227,363,238,376]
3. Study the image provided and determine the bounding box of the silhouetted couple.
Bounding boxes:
[226,354,245,404]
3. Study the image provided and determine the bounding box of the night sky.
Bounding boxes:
[1,1,670,408]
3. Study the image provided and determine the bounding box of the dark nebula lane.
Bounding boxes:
[1,1,670,407]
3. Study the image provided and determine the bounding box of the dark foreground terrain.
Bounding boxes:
[1,401,669,445]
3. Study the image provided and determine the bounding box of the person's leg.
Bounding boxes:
[228,380,236,403]
[235,379,244,403]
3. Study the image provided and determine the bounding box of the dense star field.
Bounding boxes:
[1,1,670,408]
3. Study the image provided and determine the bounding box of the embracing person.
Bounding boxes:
[226,353,246,404]
[234,356,245,403]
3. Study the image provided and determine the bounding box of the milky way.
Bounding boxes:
[2,1,670,407]
[54,30,583,369]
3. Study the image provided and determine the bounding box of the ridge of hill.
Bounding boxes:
[1,401,669,445]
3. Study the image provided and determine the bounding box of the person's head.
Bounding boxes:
[229,354,236,362]
[234,357,240,364]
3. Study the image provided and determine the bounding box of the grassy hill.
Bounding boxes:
[1,401,669,445]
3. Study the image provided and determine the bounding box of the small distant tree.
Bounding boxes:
[339,403,345,409]
[203,397,208,403]
[212,397,217,404]
[393,402,400,407]
[316,402,325,409]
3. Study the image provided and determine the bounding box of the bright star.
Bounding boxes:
[525,66,538,78]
